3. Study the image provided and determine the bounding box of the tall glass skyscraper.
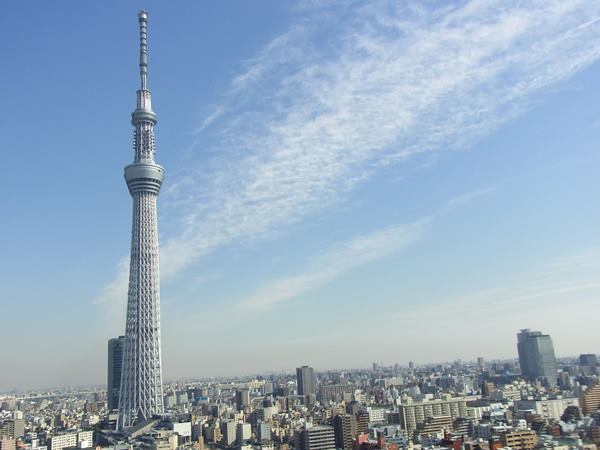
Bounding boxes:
[296,365,316,396]
[107,336,125,411]
[517,329,557,387]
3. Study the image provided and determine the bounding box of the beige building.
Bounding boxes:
[0,438,16,450]
[580,383,600,415]
[500,430,537,450]
[48,431,93,450]
[399,397,473,432]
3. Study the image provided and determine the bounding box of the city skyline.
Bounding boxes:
[1,1,600,391]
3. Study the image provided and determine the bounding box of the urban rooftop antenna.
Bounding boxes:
[138,10,148,90]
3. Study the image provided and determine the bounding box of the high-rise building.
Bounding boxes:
[0,419,24,439]
[296,366,316,396]
[236,389,250,411]
[481,381,495,397]
[236,423,251,445]
[206,425,221,444]
[118,11,166,429]
[295,426,336,450]
[516,329,557,387]
[355,411,370,433]
[256,422,271,443]
[107,336,125,411]
[579,354,598,366]
[398,397,472,432]
[579,354,599,375]
[261,382,273,395]
[333,414,357,450]
[318,384,355,403]
[220,421,236,446]
[580,383,600,415]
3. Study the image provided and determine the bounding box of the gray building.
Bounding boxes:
[221,420,236,446]
[295,426,336,450]
[296,365,316,396]
[257,422,272,443]
[107,336,125,410]
[579,354,598,375]
[333,414,357,450]
[236,389,250,411]
[0,419,24,439]
[580,354,598,366]
[517,329,557,387]
[318,384,354,403]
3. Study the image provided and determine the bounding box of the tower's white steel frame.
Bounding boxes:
[118,11,165,429]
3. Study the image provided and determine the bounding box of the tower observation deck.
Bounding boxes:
[118,10,165,429]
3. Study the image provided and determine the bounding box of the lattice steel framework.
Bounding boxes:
[118,10,165,429]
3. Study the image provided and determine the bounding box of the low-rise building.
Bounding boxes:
[499,430,537,450]
[514,397,579,421]
[398,397,473,432]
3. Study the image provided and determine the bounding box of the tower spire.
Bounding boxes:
[118,10,165,429]
[138,10,149,89]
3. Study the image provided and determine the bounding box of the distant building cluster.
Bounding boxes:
[1,328,600,450]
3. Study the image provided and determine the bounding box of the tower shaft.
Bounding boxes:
[118,10,165,429]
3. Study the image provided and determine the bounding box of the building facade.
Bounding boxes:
[517,329,557,387]
[499,430,537,450]
[296,366,316,396]
[333,414,357,450]
[236,389,250,411]
[48,431,93,450]
[514,397,579,420]
[398,398,472,433]
[107,336,125,411]
[0,438,15,450]
[0,420,24,440]
[580,383,600,415]
[295,426,336,450]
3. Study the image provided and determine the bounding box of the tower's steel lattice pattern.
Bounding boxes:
[118,11,165,429]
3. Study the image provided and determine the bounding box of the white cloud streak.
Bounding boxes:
[441,186,496,213]
[236,219,428,311]
[394,248,600,321]
[233,185,495,312]
[96,1,600,312]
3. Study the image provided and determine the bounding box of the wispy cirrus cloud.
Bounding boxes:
[440,186,497,213]
[236,219,428,312]
[393,248,600,321]
[96,1,600,312]
[234,186,495,312]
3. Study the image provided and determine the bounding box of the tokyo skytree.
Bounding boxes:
[118,11,165,429]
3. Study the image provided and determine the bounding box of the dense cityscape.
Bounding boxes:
[1,5,599,450]
[1,329,600,450]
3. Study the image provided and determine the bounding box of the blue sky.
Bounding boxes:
[1,1,600,391]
